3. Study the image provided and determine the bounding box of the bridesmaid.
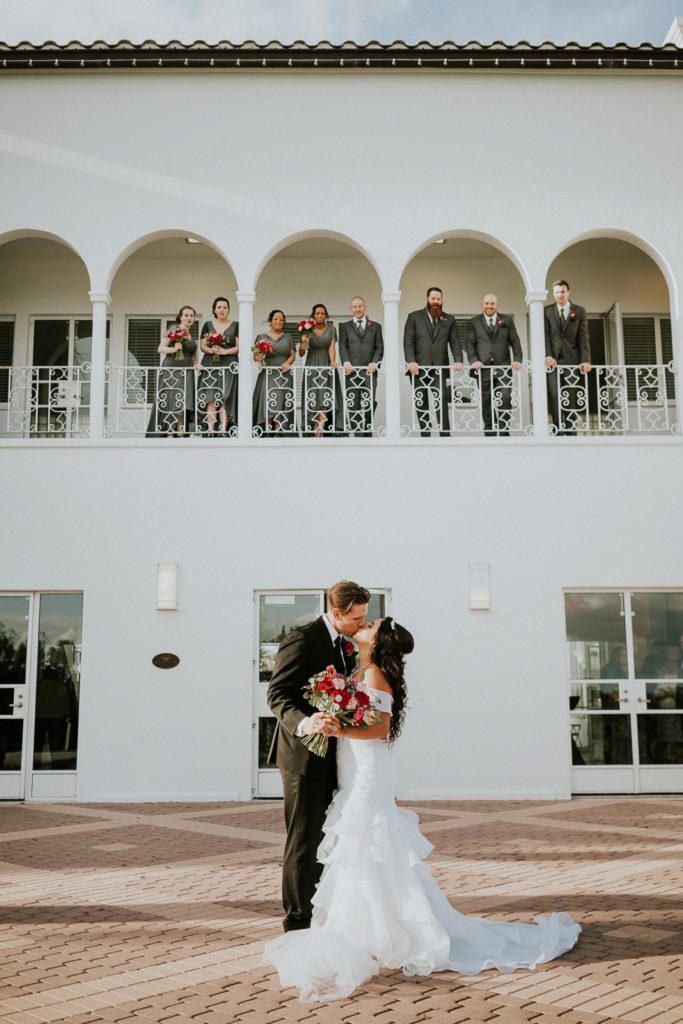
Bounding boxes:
[299,303,343,436]
[252,310,296,435]
[198,296,239,436]
[152,304,200,437]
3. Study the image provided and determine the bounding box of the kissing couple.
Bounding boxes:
[265,580,580,1003]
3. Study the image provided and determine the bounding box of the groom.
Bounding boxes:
[267,580,370,931]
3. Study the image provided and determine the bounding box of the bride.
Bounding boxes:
[264,617,580,1003]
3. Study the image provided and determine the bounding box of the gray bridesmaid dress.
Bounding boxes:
[197,320,239,426]
[303,323,344,433]
[252,332,296,433]
[148,335,197,435]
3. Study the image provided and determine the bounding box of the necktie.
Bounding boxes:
[333,635,345,673]
[488,318,495,335]
[560,309,566,327]
[355,319,364,336]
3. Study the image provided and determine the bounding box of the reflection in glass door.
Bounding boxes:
[0,592,82,801]
[253,590,388,798]
[0,596,31,799]
[566,591,683,794]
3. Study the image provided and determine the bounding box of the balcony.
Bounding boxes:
[1,360,678,440]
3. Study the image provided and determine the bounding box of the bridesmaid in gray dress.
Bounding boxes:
[151,305,200,436]
[252,309,296,435]
[198,296,239,436]
[299,303,343,436]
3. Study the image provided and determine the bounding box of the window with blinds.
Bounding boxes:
[0,320,14,403]
[622,317,674,402]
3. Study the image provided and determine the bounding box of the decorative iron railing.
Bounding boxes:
[1,364,92,437]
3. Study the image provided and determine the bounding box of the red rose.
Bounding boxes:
[334,691,351,709]
[354,708,365,722]
[355,691,370,708]
[343,641,355,657]
[497,317,505,326]
[325,665,336,676]
[569,309,576,319]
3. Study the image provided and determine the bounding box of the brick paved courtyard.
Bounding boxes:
[2,798,683,1024]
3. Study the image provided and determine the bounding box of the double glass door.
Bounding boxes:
[566,591,683,793]
[0,593,83,800]
[253,590,387,798]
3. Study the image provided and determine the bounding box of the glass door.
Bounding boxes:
[567,590,683,794]
[28,318,109,436]
[0,592,82,801]
[253,590,388,798]
[0,596,31,799]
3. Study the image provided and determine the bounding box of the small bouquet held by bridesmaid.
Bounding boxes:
[297,319,314,350]
[252,338,274,362]
[204,330,225,363]
[167,326,191,363]
[301,665,381,757]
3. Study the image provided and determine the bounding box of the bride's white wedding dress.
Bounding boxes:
[265,688,580,1003]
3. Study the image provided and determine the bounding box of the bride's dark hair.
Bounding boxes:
[370,617,413,743]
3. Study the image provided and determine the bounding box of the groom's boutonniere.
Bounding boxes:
[496,317,505,327]
[343,641,356,658]
[366,320,372,327]
[568,309,576,320]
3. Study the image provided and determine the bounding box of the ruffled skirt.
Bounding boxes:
[265,739,580,1002]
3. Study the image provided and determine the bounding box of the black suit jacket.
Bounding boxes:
[267,617,348,777]
[403,308,463,367]
[338,319,384,366]
[544,303,591,364]
[466,314,523,366]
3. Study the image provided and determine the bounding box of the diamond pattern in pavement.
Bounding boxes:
[2,797,683,1023]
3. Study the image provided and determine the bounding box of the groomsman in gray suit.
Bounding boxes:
[544,280,592,435]
[403,286,464,436]
[339,296,384,436]
[467,294,523,437]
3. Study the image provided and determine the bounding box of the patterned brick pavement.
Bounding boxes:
[2,798,683,1024]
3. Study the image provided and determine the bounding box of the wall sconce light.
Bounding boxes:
[157,562,179,610]
[469,562,490,610]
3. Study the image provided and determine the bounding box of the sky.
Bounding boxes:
[0,0,680,46]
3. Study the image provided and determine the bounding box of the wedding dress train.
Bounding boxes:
[265,688,580,1002]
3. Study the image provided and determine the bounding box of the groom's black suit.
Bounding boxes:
[267,616,353,931]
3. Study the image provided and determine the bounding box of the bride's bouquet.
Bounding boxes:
[301,665,381,757]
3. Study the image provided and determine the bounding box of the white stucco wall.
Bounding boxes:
[1,64,682,801]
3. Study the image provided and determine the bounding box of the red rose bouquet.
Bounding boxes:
[252,338,274,361]
[298,319,314,350]
[204,330,225,363]
[301,665,381,757]
[167,326,191,363]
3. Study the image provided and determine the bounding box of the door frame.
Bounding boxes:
[569,588,683,795]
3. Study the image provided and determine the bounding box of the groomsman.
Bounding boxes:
[338,296,384,435]
[544,280,592,435]
[467,294,523,436]
[403,286,464,436]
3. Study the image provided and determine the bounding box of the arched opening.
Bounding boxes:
[107,234,238,438]
[253,234,383,436]
[0,233,92,438]
[398,234,530,437]
[546,235,676,435]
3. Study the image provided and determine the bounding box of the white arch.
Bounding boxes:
[105,229,237,293]
[397,230,531,294]
[548,228,678,317]
[252,229,384,292]
[0,228,92,287]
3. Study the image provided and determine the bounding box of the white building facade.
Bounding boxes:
[0,33,682,803]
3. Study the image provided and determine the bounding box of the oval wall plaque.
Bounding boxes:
[152,652,180,669]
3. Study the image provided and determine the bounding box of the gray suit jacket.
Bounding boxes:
[544,302,591,364]
[338,319,384,366]
[466,314,523,366]
[403,308,463,366]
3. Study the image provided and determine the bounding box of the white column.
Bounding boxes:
[674,307,683,435]
[381,291,401,441]
[526,290,549,438]
[88,291,110,440]
[236,290,255,440]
